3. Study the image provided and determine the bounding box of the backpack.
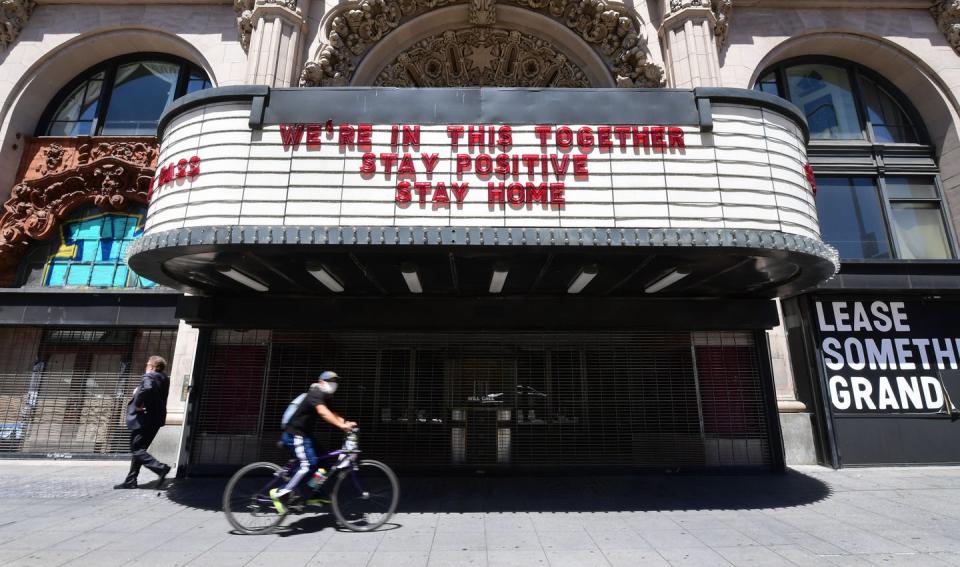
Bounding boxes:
[281,393,307,429]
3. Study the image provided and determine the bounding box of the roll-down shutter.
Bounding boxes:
[192,330,772,469]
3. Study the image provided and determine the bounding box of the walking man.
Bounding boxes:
[115,356,172,489]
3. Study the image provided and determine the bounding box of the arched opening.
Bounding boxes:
[754,55,956,262]
[37,54,211,138]
[748,33,960,220]
[351,5,615,87]
[0,29,217,198]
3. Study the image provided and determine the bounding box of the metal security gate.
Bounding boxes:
[0,327,177,457]
[191,330,773,470]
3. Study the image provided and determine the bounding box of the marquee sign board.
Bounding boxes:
[144,88,821,244]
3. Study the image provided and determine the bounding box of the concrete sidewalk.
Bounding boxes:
[0,462,958,566]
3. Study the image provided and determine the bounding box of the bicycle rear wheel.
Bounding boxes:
[223,462,289,534]
[330,459,399,532]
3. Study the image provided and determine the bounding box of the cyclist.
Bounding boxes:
[270,371,356,513]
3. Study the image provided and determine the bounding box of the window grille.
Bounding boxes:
[0,327,177,457]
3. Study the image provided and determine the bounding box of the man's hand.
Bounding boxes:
[135,405,146,414]
[340,421,357,432]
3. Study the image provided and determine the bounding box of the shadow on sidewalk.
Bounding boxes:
[166,469,831,515]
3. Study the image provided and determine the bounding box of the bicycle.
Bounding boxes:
[223,429,399,534]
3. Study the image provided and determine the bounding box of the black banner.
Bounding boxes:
[812,296,960,416]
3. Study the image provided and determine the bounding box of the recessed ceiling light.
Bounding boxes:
[401,262,422,294]
[644,269,691,294]
[308,265,344,293]
[567,265,598,294]
[216,267,268,292]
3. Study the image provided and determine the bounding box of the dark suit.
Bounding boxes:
[122,371,170,485]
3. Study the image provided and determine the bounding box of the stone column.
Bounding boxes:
[771,299,819,464]
[658,0,723,88]
[151,320,202,474]
[243,0,307,87]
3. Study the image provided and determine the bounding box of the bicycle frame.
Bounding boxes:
[279,432,361,491]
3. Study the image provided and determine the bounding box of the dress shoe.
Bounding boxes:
[113,482,137,489]
[156,464,172,486]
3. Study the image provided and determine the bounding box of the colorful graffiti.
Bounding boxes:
[44,210,155,288]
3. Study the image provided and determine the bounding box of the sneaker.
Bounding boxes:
[268,488,289,514]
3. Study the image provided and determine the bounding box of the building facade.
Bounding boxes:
[0,0,956,472]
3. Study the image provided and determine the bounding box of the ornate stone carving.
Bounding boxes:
[470,0,496,26]
[35,144,65,177]
[0,139,157,287]
[0,0,36,50]
[301,0,663,88]
[235,0,300,52]
[713,0,731,47]
[375,28,590,87]
[668,0,731,47]
[932,0,960,55]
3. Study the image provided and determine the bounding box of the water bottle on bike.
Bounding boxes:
[306,468,327,489]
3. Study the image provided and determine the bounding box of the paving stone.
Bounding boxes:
[657,547,736,566]
[536,529,599,551]
[642,529,710,550]
[543,549,612,566]
[426,550,487,566]
[930,553,960,566]
[485,529,544,551]
[430,529,486,551]
[321,531,385,552]
[4,549,90,567]
[305,551,372,566]
[687,528,760,548]
[603,549,671,567]
[368,551,430,567]
[185,551,260,566]
[245,551,316,567]
[587,528,652,551]
[487,549,549,567]
[59,549,143,567]
[715,546,797,566]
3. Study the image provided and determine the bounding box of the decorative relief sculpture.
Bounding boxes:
[932,0,960,55]
[375,28,590,87]
[35,144,65,177]
[0,0,36,50]
[235,0,300,52]
[470,0,496,26]
[301,0,663,88]
[0,139,157,286]
[713,0,731,46]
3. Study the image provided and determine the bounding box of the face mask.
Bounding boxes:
[318,381,338,394]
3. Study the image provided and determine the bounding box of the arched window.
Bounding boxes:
[755,57,955,261]
[38,54,211,137]
[17,206,155,289]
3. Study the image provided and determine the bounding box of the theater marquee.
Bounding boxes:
[145,88,820,242]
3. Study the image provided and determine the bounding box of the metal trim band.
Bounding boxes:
[129,225,839,272]
[157,86,810,144]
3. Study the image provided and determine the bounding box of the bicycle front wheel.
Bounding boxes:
[330,459,399,532]
[223,462,289,534]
